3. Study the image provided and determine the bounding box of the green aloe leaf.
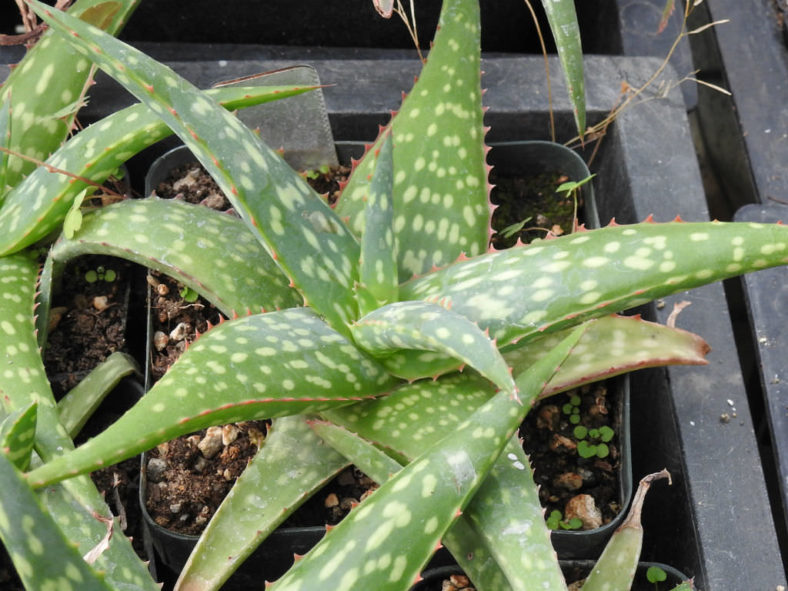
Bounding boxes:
[30,0,360,334]
[0,451,113,591]
[401,220,788,347]
[1,0,138,188]
[48,198,300,316]
[351,300,516,397]
[309,420,402,484]
[0,255,162,589]
[56,352,139,438]
[28,308,397,488]
[503,314,710,397]
[176,416,350,591]
[356,132,398,315]
[309,419,519,591]
[541,0,586,134]
[0,253,72,459]
[0,94,10,200]
[0,83,316,255]
[324,374,567,591]
[269,328,583,591]
[0,401,38,471]
[336,0,489,280]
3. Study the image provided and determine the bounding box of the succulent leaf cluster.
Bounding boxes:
[0,0,781,589]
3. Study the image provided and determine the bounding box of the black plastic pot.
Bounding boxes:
[413,561,690,591]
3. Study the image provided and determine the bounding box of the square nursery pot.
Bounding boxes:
[137,140,634,585]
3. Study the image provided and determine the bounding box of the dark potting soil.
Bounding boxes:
[44,255,134,398]
[521,383,621,531]
[490,169,579,249]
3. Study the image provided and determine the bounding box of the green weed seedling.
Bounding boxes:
[546,509,583,531]
[647,565,669,589]
[563,393,583,425]
[84,265,116,283]
[556,173,595,231]
[179,285,200,303]
[574,424,615,459]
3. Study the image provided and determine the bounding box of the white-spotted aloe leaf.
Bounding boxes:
[360,309,712,385]
[540,0,586,134]
[48,198,300,316]
[308,420,518,591]
[1,0,139,188]
[268,328,584,591]
[401,220,788,348]
[0,83,316,255]
[309,420,403,484]
[335,0,489,281]
[323,374,567,591]
[0,253,73,459]
[0,401,38,471]
[176,416,350,591]
[503,314,710,397]
[30,0,361,334]
[356,132,398,315]
[0,451,113,591]
[0,95,10,201]
[0,255,162,590]
[56,352,139,438]
[351,300,516,397]
[28,308,398,488]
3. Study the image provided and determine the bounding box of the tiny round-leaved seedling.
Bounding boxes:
[647,565,668,585]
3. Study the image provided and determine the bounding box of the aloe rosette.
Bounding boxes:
[0,0,780,589]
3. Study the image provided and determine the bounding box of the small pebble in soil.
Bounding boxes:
[153,330,169,351]
[553,472,584,491]
[92,295,110,311]
[169,322,190,342]
[564,494,602,529]
[198,426,224,459]
[146,458,168,482]
[222,424,240,446]
[549,433,577,453]
[193,455,209,473]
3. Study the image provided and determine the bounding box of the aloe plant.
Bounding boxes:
[0,5,321,588]
[0,0,781,589]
